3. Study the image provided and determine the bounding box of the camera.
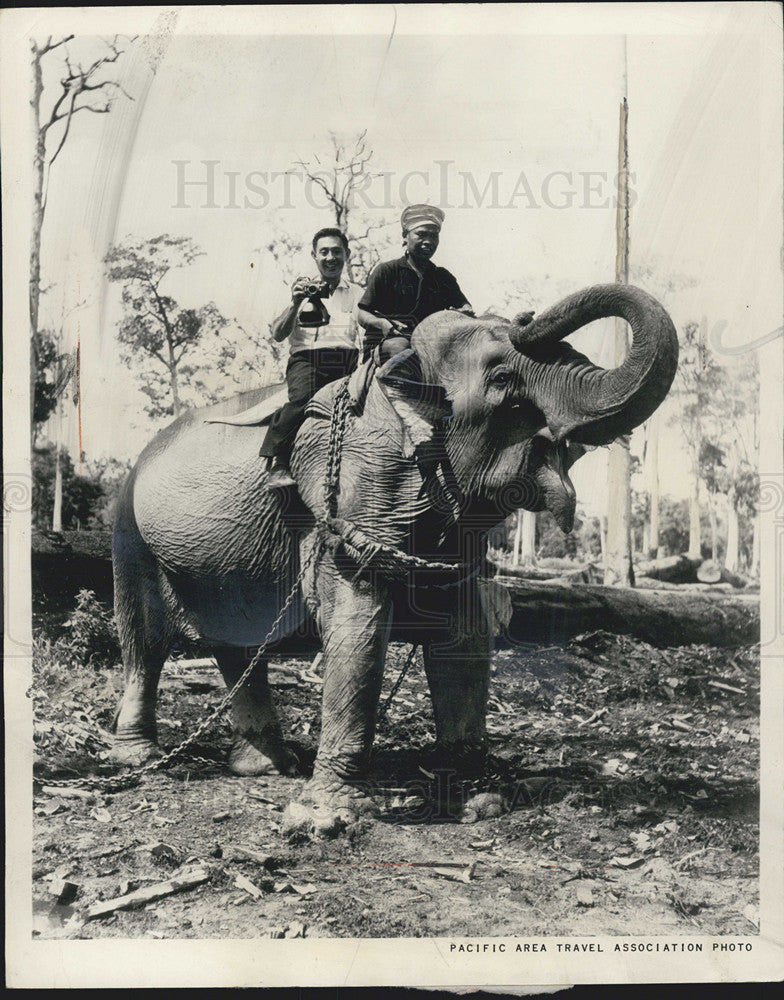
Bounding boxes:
[302,278,330,299]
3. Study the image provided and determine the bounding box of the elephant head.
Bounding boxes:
[376,284,678,533]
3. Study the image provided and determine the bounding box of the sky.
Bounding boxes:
[17,3,783,511]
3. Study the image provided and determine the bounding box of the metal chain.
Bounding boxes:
[39,375,461,790]
[377,643,420,725]
[324,379,351,517]
[39,538,324,791]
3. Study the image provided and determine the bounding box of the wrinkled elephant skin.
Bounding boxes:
[110,285,677,830]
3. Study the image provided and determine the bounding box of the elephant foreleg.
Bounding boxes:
[423,615,492,772]
[214,647,297,777]
[422,595,506,821]
[283,567,392,836]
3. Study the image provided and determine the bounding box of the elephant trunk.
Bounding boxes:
[510,284,678,446]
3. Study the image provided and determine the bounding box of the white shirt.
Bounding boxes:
[287,277,363,354]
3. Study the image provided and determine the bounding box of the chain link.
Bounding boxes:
[38,538,324,792]
[377,644,420,725]
[324,379,351,517]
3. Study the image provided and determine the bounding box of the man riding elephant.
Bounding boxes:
[261,227,363,489]
[358,204,475,362]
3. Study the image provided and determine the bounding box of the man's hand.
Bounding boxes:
[291,276,313,303]
[358,310,396,349]
[362,323,389,352]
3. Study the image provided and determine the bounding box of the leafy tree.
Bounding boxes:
[83,456,133,527]
[630,261,699,559]
[709,356,759,572]
[537,510,579,559]
[669,321,726,557]
[32,445,105,530]
[631,488,650,556]
[734,462,759,573]
[105,235,229,419]
[670,323,759,571]
[575,515,603,562]
[32,328,62,431]
[657,496,691,557]
[699,439,725,561]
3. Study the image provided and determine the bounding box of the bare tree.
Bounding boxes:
[294,131,397,284]
[512,509,537,565]
[29,35,134,437]
[604,93,633,587]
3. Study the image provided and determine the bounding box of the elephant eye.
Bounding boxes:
[489,367,512,388]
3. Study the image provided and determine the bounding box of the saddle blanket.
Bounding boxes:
[203,387,288,427]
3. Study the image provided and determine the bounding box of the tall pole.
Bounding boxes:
[647,410,661,558]
[604,36,634,587]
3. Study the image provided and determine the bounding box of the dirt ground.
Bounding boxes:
[31,625,760,941]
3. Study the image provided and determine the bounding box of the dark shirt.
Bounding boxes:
[358,254,469,331]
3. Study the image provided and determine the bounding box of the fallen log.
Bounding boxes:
[636,577,752,595]
[491,561,602,584]
[635,554,703,584]
[487,562,560,581]
[496,578,759,648]
[697,560,749,589]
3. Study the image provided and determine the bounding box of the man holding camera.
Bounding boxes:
[261,227,362,489]
[357,204,474,362]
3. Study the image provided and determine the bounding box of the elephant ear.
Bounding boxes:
[376,348,453,458]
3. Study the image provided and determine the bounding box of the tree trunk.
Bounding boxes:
[166,336,182,418]
[687,452,702,559]
[725,493,739,573]
[750,510,760,578]
[636,553,703,583]
[503,578,758,648]
[30,45,47,443]
[605,436,634,586]
[518,509,536,564]
[599,514,607,567]
[52,444,63,532]
[52,400,63,532]
[645,411,661,558]
[604,91,633,588]
[708,493,718,562]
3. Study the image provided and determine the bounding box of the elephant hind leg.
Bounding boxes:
[214,647,297,777]
[109,519,172,766]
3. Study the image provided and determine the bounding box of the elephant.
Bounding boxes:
[110,284,677,832]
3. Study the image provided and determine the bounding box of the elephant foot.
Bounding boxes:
[460,791,506,824]
[106,736,162,768]
[229,733,298,777]
[281,777,379,841]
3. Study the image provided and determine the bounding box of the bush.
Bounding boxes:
[58,589,120,667]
